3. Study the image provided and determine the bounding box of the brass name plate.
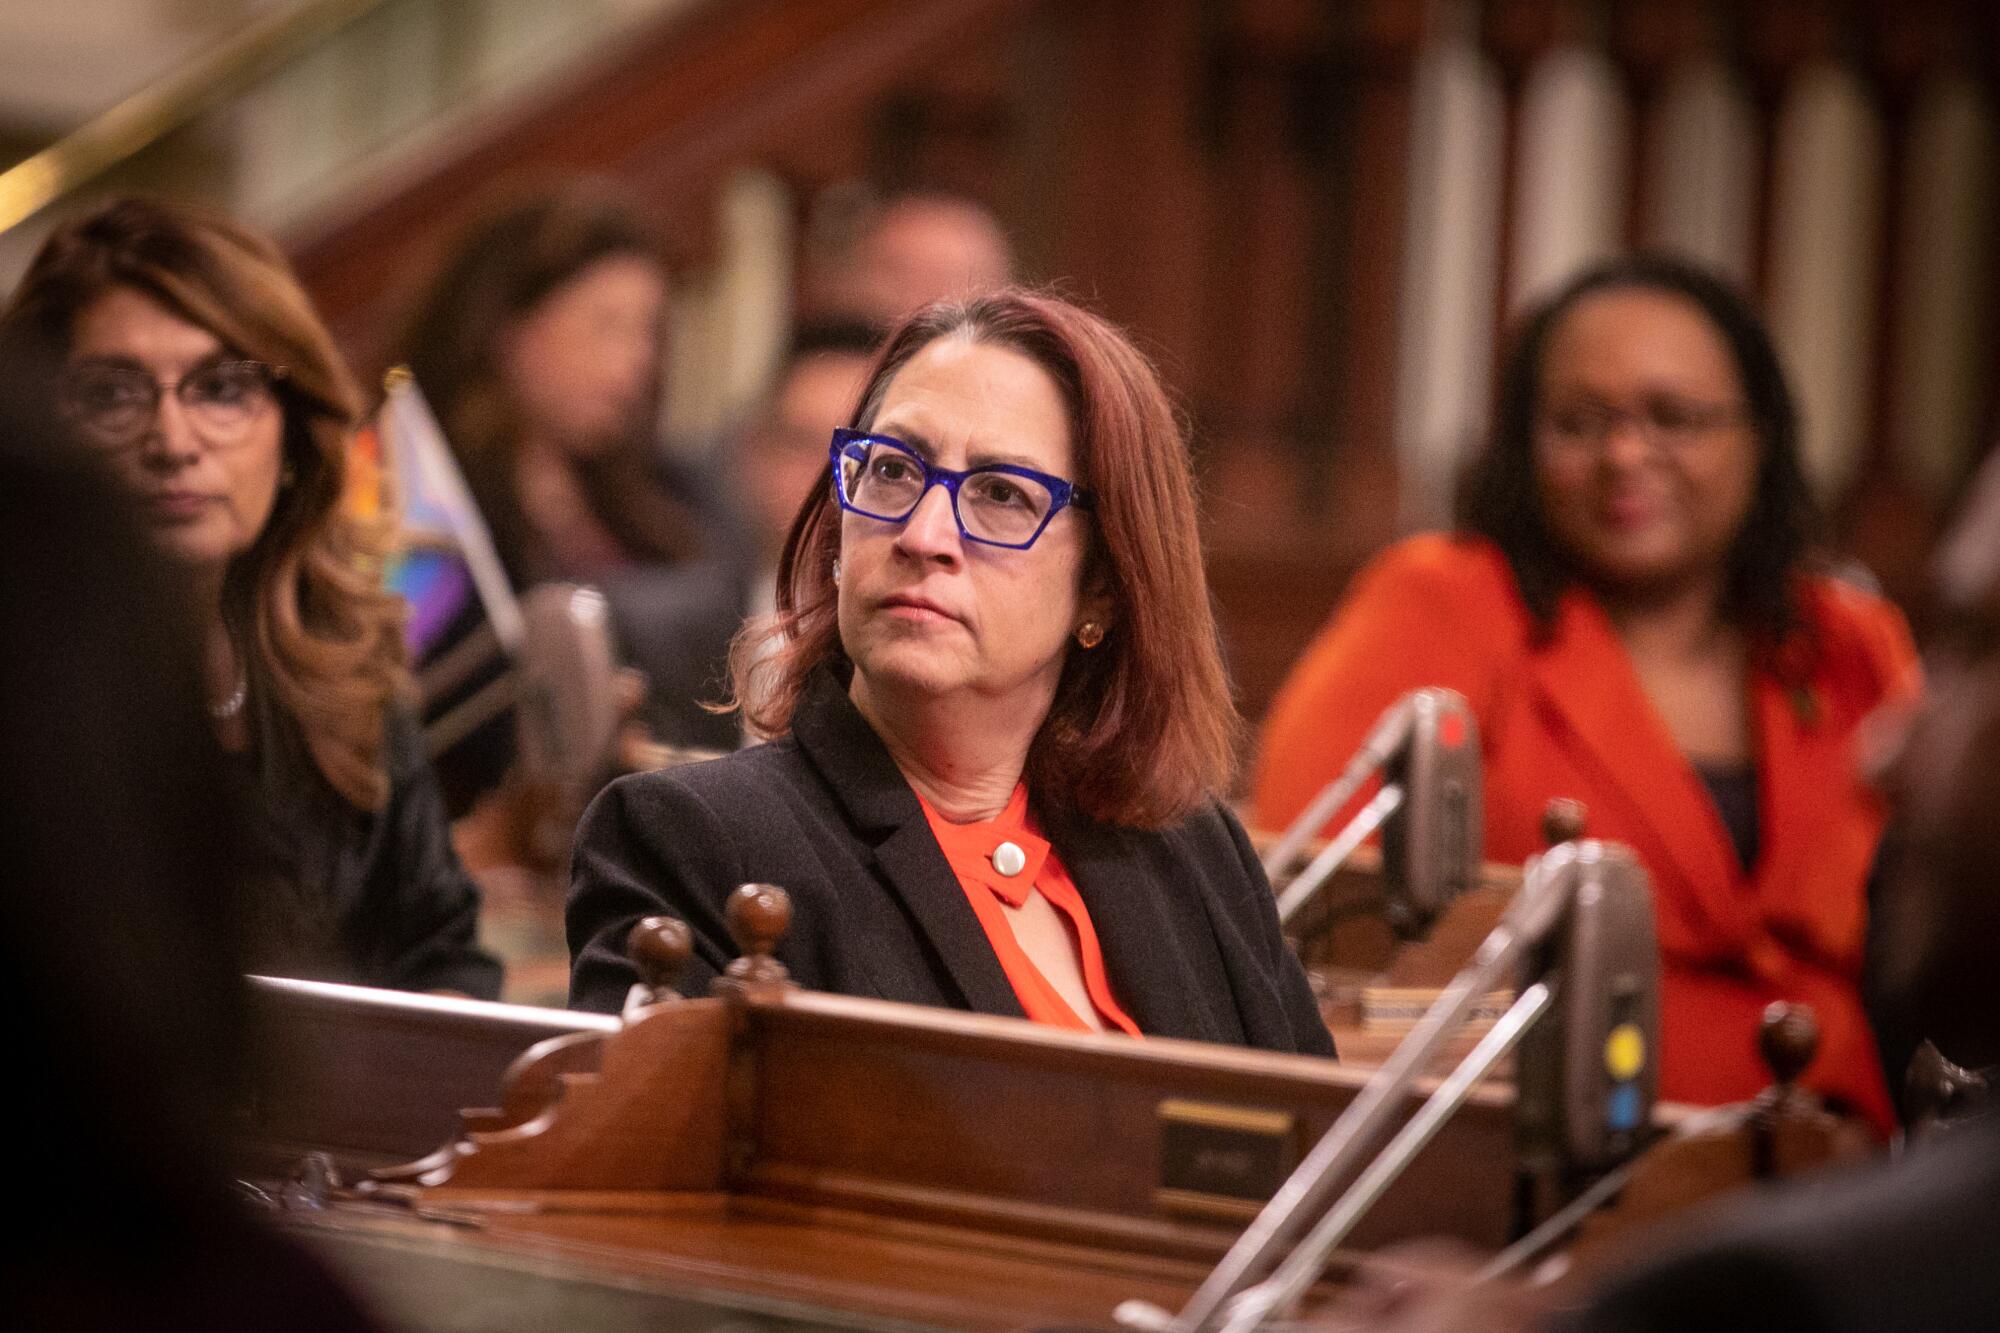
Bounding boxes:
[1155,1099,1298,1222]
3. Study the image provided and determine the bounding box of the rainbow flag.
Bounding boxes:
[352,369,522,660]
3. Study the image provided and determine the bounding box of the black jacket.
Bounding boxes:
[244,708,502,998]
[566,671,1335,1057]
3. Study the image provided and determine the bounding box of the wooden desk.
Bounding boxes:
[243,975,616,1167]
[247,983,1530,1329]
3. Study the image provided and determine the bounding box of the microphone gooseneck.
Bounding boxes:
[1129,839,1660,1333]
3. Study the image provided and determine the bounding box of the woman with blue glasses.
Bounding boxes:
[566,289,1332,1056]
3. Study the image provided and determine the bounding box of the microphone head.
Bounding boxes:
[1513,841,1660,1179]
[1380,688,1482,937]
[514,583,622,792]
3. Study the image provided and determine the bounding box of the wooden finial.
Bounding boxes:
[715,883,794,998]
[626,915,693,995]
[1758,1001,1820,1089]
[1746,1001,1851,1179]
[1541,797,1587,847]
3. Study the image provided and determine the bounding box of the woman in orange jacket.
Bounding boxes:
[1253,256,1918,1133]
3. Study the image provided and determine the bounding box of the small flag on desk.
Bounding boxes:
[363,367,523,658]
[347,370,528,774]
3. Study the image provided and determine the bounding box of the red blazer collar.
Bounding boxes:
[1525,591,1759,950]
[1526,586,1883,975]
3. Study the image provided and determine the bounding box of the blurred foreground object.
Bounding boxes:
[0,364,378,1330]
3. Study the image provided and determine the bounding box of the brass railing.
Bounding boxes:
[0,0,390,235]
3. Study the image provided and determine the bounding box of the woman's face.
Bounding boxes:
[500,254,667,458]
[837,335,1100,724]
[1532,288,1760,599]
[66,286,285,578]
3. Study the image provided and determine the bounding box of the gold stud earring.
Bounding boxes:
[1076,621,1105,649]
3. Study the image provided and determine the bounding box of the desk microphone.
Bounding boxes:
[1512,842,1659,1176]
[1265,688,1480,935]
[515,583,622,793]
[1260,694,1418,881]
[1123,840,1658,1333]
[1380,689,1481,935]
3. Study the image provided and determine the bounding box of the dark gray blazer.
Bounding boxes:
[566,671,1335,1057]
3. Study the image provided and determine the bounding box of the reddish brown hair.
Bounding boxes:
[732,289,1239,829]
[1,197,403,810]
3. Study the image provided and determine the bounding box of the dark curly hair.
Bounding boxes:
[1458,253,1821,654]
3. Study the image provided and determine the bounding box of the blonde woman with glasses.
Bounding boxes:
[2,197,500,997]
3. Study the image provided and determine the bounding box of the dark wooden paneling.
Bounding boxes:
[278,0,1996,723]
[287,0,1032,356]
[1041,0,1212,392]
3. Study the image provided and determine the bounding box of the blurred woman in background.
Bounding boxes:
[1253,255,1915,1130]
[568,289,1332,1056]
[397,187,748,753]
[1,196,500,997]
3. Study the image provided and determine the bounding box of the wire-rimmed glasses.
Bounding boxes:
[58,358,287,450]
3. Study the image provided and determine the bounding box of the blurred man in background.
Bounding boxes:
[804,189,1014,329]
[736,318,881,620]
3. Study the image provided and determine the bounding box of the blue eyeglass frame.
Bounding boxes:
[829,427,1093,550]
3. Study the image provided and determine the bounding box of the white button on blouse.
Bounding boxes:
[990,840,1027,877]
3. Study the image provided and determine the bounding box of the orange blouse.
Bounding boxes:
[918,785,1141,1037]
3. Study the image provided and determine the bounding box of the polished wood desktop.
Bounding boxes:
[243,890,1529,1329]
[242,877,1866,1331]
